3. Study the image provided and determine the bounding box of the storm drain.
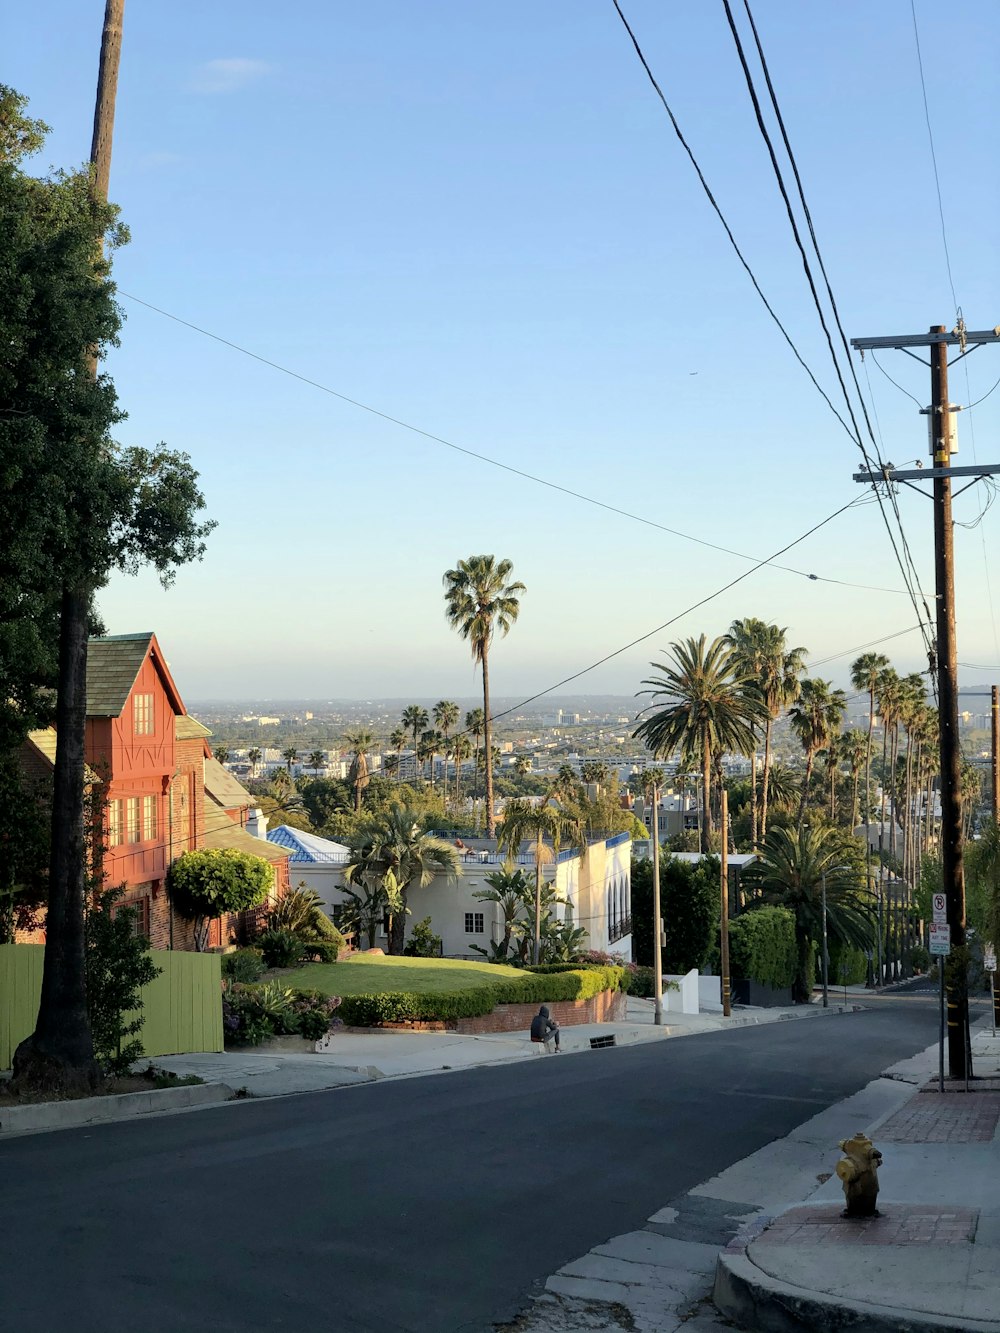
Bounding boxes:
[589,1034,616,1050]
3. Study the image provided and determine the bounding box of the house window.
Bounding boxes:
[108,799,122,847]
[120,895,150,939]
[142,795,157,841]
[125,797,140,844]
[134,693,154,735]
[464,912,484,934]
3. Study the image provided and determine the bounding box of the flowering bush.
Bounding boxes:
[222,980,343,1045]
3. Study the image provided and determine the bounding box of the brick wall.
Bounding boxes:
[343,987,626,1035]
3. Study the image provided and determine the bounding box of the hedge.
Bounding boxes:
[337,965,626,1025]
[728,907,797,990]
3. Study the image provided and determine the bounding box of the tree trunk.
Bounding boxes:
[851,767,860,831]
[532,844,542,965]
[12,587,100,1093]
[749,742,758,850]
[701,732,712,854]
[865,688,875,837]
[483,650,496,837]
[389,888,407,955]
[797,752,815,830]
[761,716,773,842]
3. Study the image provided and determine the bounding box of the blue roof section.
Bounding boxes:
[266,825,350,864]
[605,832,631,849]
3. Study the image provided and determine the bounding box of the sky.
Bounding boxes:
[8,2,1000,703]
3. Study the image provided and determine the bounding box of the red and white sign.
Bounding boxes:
[929,922,951,957]
[932,893,947,925]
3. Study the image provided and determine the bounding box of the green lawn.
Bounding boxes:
[274,953,527,996]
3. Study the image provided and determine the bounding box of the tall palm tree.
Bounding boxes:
[452,734,472,806]
[790,678,847,828]
[443,555,526,837]
[307,749,325,777]
[850,652,890,837]
[635,635,765,853]
[420,728,444,789]
[282,747,298,778]
[344,804,462,954]
[841,729,868,831]
[580,761,609,788]
[743,824,874,1001]
[247,747,262,780]
[433,700,460,802]
[343,729,373,813]
[513,754,531,778]
[213,744,230,766]
[554,763,580,801]
[724,619,803,848]
[465,708,485,825]
[759,636,806,842]
[498,797,584,964]
[388,727,407,781]
[401,706,428,782]
[876,668,902,868]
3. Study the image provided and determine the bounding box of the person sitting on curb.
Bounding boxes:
[530,1005,560,1052]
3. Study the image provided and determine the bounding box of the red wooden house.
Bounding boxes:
[20,632,290,949]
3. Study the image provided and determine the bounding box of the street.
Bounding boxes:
[0,999,941,1332]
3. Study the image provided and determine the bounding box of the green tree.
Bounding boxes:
[790,678,847,828]
[497,797,584,965]
[402,706,428,781]
[5,87,213,1094]
[850,652,890,831]
[742,824,873,1002]
[631,855,718,973]
[213,744,230,766]
[443,555,525,837]
[344,803,462,954]
[343,729,373,813]
[635,635,765,853]
[307,749,326,777]
[85,886,160,1076]
[167,848,272,951]
[388,728,407,780]
[433,701,459,800]
[473,865,533,959]
[282,747,298,778]
[248,747,262,779]
[841,729,868,831]
[758,632,805,841]
[452,733,472,806]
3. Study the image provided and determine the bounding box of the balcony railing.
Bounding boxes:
[608,914,632,944]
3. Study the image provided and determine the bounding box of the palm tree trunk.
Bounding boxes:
[851,766,860,830]
[797,752,815,830]
[483,649,496,838]
[750,740,758,849]
[701,731,713,854]
[533,835,543,965]
[865,688,875,837]
[761,716,773,842]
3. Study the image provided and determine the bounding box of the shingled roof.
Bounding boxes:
[204,757,253,811]
[86,632,184,717]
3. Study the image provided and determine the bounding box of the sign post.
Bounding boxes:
[930,922,951,1094]
[986,943,997,1039]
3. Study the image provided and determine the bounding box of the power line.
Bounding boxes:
[808,623,933,668]
[909,0,958,314]
[870,351,924,408]
[118,290,905,596]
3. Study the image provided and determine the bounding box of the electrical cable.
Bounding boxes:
[909,0,959,314]
[807,623,934,668]
[118,291,904,596]
[870,351,924,408]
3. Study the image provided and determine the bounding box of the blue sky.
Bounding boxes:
[9,2,1000,701]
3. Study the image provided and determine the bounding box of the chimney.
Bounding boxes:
[246,807,269,840]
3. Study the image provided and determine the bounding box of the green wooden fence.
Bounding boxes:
[0,944,223,1069]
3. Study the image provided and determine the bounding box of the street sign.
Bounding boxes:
[929,923,951,957]
[985,944,997,973]
[932,893,947,925]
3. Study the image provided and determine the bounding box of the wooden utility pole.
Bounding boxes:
[852,321,1000,1079]
[652,781,663,1025]
[992,685,999,819]
[720,788,731,1017]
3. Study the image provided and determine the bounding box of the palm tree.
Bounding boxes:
[307,749,325,777]
[420,729,444,789]
[401,706,428,782]
[554,763,579,801]
[213,744,230,766]
[514,754,531,778]
[433,701,460,801]
[247,747,262,780]
[790,678,847,828]
[743,824,874,1001]
[725,619,805,848]
[389,727,407,781]
[282,747,298,779]
[498,797,584,964]
[383,753,399,781]
[635,635,765,853]
[443,555,526,837]
[473,865,532,959]
[452,734,472,806]
[850,652,890,837]
[344,804,462,953]
[343,729,373,813]
[580,761,609,788]
[841,729,868,831]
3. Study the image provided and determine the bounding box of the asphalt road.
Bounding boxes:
[0,999,942,1333]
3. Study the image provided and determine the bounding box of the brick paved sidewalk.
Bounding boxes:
[753,1203,979,1247]
[877,1089,1000,1142]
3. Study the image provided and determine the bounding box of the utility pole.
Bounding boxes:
[852,321,1000,1079]
[652,779,663,1026]
[720,788,731,1017]
[993,685,999,819]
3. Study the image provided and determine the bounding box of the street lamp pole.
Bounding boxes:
[652,780,663,1026]
[821,871,829,1009]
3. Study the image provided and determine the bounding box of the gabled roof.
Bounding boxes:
[24,728,100,783]
[266,825,350,864]
[203,757,252,811]
[86,632,185,718]
[175,715,212,740]
[201,804,291,864]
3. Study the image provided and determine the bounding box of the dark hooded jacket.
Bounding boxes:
[530,1005,558,1040]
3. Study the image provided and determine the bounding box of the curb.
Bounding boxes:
[0,1081,235,1138]
[713,1248,1000,1333]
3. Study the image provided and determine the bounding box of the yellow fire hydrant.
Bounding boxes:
[836,1132,883,1217]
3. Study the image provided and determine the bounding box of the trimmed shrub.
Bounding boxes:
[403,917,442,958]
[223,981,343,1045]
[221,948,266,983]
[624,965,655,997]
[258,928,306,970]
[728,907,797,990]
[826,941,867,986]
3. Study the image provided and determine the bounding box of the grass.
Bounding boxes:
[274,953,528,997]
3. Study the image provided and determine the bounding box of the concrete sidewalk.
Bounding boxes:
[714,1021,1000,1333]
[153,994,859,1097]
